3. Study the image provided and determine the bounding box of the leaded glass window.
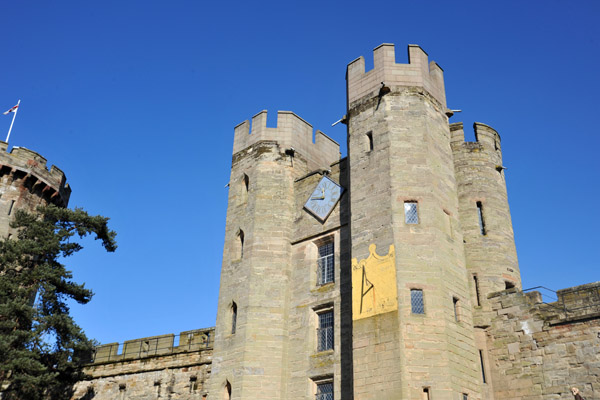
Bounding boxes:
[404,201,419,224]
[318,242,334,285]
[317,311,334,351]
[411,289,425,314]
[316,382,333,400]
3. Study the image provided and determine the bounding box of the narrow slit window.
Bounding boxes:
[241,173,249,204]
[317,241,334,285]
[473,274,481,306]
[366,132,373,152]
[479,350,487,383]
[404,201,419,224]
[243,174,249,193]
[476,201,486,235]
[8,200,15,216]
[231,302,237,334]
[422,387,431,400]
[463,394,469,400]
[189,376,198,393]
[444,209,453,237]
[234,229,245,260]
[316,381,333,400]
[224,381,231,400]
[453,297,460,322]
[411,289,425,314]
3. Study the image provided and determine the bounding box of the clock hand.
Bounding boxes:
[311,188,325,200]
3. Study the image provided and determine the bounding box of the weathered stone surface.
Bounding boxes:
[71,329,213,400]
[66,43,599,400]
[0,142,71,239]
[486,283,600,399]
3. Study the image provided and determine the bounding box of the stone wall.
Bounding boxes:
[0,142,71,239]
[71,328,213,400]
[486,283,600,399]
[346,44,481,399]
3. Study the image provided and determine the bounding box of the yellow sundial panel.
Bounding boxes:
[351,244,397,320]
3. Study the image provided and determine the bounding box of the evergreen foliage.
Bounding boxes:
[0,205,117,399]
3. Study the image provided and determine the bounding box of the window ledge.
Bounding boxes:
[312,349,334,357]
[313,282,335,293]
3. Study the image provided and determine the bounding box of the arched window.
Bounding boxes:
[241,173,249,204]
[238,230,244,258]
[224,380,232,400]
[365,131,374,152]
[233,229,244,260]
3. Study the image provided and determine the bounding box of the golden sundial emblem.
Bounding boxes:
[351,244,397,320]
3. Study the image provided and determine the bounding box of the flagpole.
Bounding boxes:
[5,99,20,143]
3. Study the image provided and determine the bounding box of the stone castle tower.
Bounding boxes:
[207,44,520,400]
[0,141,71,236]
[71,43,600,400]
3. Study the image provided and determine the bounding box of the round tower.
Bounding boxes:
[346,44,482,399]
[0,141,71,238]
[450,122,521,310]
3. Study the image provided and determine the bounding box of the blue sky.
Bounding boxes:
[1,0,598,345]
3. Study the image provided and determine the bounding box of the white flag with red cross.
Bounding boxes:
[3,104,18,115]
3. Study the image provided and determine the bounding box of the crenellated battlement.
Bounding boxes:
[233,110,340,170]
[346,43,446,107]
[450,122,502,156]
[0,142,71,206]
[92,327,215,364]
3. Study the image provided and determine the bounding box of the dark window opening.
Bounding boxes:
[479,350,487,383]
[476,201,486,235]
[235,229,245,260]
[366,132,373,152]
[189,376,198,393]
[231,302,237,334]
[505,281,515,290]
[224,381,231,400]
[453,297,460,322]
[243,174,249,192]
[473,274,481,307]
[423,387,431,400]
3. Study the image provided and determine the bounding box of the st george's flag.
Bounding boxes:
[3,104,18,115]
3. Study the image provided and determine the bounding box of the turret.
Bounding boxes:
[451,122,520,312]
[0,142,71,238]
[346,44,482,399]
[209,111,340,399]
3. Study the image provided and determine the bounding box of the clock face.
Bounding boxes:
[304,176,344,222]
